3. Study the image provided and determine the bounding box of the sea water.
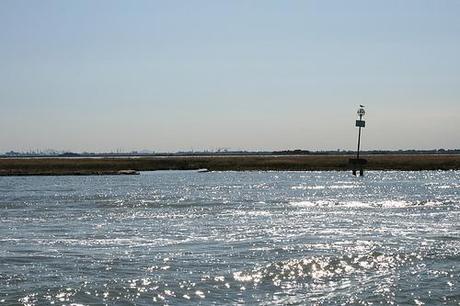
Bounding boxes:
[0,171,459,305]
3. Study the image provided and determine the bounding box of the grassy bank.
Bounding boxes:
[1,155,460,176]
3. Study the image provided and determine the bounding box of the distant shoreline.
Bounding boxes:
[1,154,460,176]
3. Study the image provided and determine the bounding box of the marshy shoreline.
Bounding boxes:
[1,154,460,176]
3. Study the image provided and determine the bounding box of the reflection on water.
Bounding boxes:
[0,171,459,305]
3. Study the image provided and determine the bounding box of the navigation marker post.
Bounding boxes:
[349,106,367,176]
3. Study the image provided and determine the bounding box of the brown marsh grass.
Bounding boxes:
[1,154,459,175]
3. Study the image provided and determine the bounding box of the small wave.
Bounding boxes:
[289,200,370,208]
[289,199,449,208]
[377,200,412,208]
[291,185,362,190]
[425,183,460,190]
[232,251,419,287]
[291,185,325,190]
[329,185,362,189]
[290,200,334,207]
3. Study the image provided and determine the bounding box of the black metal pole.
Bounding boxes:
[357,114,362,159]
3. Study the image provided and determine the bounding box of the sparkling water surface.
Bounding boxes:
[1,171,459,305]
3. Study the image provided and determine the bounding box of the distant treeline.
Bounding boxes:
[2,149,460,158]
[273,149,460,155]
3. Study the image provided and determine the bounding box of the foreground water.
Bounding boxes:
[0,171,459,305]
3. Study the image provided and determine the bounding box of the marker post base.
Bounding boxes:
[349,158,367,177]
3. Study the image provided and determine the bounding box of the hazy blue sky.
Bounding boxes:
[1,0,459,152]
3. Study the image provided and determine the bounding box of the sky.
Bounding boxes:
[1,0,459,152]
